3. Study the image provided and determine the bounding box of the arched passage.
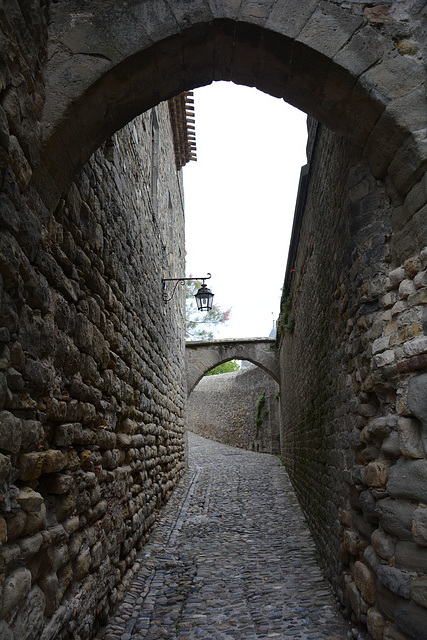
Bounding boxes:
[185,338,279,395]
[38,1,427,252]
[187,359,280,453]
[3,2,427,638]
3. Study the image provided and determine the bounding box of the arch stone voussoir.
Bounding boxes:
[36,0,427,213]
[185,338,279,396]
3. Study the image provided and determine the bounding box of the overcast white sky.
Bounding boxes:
[183,81,308,340]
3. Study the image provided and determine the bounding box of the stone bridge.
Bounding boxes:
[185,338,279,395]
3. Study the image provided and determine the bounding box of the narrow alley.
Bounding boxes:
[100,433,356,640]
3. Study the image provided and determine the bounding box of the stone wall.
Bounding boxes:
[186,364,280,454]
[0,6,187,635]
[279,118,427,639]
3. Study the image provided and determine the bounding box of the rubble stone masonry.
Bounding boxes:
[2,2,427,640]
[0,4,187,637]
[280,119,427,639]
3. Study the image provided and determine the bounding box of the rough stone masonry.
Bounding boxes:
[2,2,427,640]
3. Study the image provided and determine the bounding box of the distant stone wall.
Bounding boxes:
[186,365,280,454]
[0,9,187,633]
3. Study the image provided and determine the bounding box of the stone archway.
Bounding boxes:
[37,1,427,263]
[3,2,427,638]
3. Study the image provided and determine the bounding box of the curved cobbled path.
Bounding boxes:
[99,433,358,640]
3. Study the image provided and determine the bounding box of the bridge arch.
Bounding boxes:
[37,0,427,245]
[185,338,279,396]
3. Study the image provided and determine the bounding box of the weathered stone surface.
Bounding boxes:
[413,504,427,546]
[0,515,7,543]
[364,461,390,488]
[408,374,427,452]
[10,585,45,640]
[367,606,385,640]
[0,567,32,617]
[17,452,44,481]
[0,621,13,640]
[0,410,22,453]
[74,549,91,581]
[396,541,427,574]
[17,487,44,513]
[377,565,411,599]
[353,560,376,605]
[387,459,427,503]
[376,498,415,540]
[395,599,427,640]
[412,577,427,609]
[371,528,396,560]
[398,417,424,458]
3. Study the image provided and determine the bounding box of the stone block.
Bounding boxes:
[376,497,415,540]
[23,503,46,536]
[367,606,385,640]
[8,135,32,188]
[21,419,44,451]
[395,599,427,639]
[0,567,32,617]
[343,529,360,556]
[46,398,67,423]
[384,623,413,640]
[45,473,73,494]
[10,585,45,640]
[0,410,22,453]
[389,267,407,289]
[0,515,7,544]
[5,510,27,541]
[413,504,427,546]
[74,549,91,581]
[353,560,376,604]
[398,417,424,458]
[399,279,417,299]
[345,578,362,621]
[396,541,427,573]
[374,350,395,368]
[52,423,75,447]
[408,374,427,448]
[372,336,390,355]
[297,3,363,58]
[377,565,411,599]
[0,621,12,640]
[53,493,76,521]
[382,432,401,458]
[387,459,427,503]
[371,528,396,560]
[364,461,390,487]
[38,573,60,617]
[414,270,427,289]
[412,577,427,609]
[364,545,381,572]
[17,487,44,513]
[42,449,67,474]
[359,489,379,523]
[408,289,427,308]
[0,452,11,483]
[17,452,44,481]
[403,336,427,357]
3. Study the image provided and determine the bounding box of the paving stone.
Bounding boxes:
[98,433,359,639]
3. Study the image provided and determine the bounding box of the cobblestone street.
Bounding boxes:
[100,433,355,640]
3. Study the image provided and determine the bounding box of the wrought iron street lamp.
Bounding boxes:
[162,273,214,311]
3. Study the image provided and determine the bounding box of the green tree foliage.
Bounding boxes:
[206,360,240,376]
[186,278,231,340]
